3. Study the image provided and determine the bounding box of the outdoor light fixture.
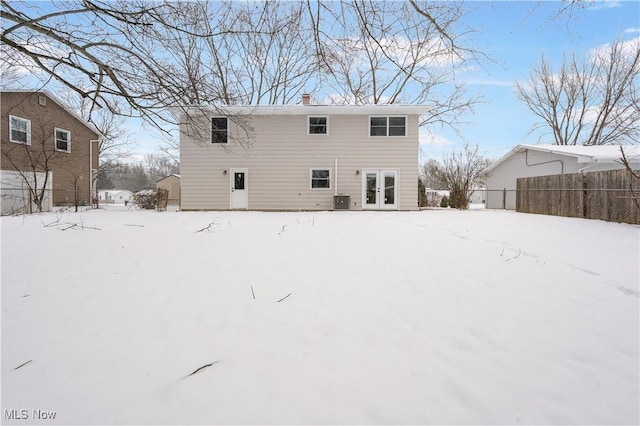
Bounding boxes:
[356,170,360,175]
[223,170,228,175]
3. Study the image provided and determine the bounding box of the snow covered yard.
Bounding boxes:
[1,208,638,425]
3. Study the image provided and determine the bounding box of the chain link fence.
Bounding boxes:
[1,188,52,215]
[1,188,94,216]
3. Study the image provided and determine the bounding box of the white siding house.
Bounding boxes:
[98,189,133,205]
[484,144,640,209]
[180,101,427,211]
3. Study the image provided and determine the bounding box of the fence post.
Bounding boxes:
[582,175,588,218]
[502,188,506,210]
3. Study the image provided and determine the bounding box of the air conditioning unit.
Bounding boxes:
[333,194,350,210]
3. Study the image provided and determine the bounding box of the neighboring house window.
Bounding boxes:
[54,128,71,152]
[9,115,31,144]
[308,116,328,135]
[310,168,331,189]
[211,117,228,144]
[369,116,406,137]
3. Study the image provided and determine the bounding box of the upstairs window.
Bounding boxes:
[211,117,228,144]
[54,128,71,152]
[369,116,406,137]
[310,168,331,189]
[308,116,328,135]
[9,115,31,145]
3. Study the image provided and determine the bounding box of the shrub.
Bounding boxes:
[133,189,156,209]
[418,178,428,208]
[448,187,470,209]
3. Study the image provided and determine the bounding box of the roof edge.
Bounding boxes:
[2,89,104,139]
[176,103,430,116]
[483,143,640,175]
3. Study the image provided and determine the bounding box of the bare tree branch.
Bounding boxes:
[516,37,640,145]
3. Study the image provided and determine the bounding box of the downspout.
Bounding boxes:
[334,158,338,196]
[578,159,600,174]
[90,139,100,207]
[525,149,564,174]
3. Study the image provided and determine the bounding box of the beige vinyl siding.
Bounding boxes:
[181,113,419,210]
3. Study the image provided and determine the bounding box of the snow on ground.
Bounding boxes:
[1,208,638,425]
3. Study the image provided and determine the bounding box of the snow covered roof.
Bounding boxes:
[483,144,640,175]
[179,104,429,116]
[156,173,180,183]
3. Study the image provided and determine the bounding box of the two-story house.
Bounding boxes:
[1,91,100,213]
[180,96,427,211]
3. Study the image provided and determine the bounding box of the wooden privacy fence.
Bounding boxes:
[516,169,640,224]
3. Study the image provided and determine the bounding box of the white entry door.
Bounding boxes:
[362,169,398,210]
[230,168,248,209]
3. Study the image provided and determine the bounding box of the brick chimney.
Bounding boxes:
[302,93,311,105]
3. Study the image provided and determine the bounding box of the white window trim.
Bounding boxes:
[368,115,408,138]
[54,127,71,153]
[211,117,229,144]
[309,167,332,190]
[307,115,329,136]
[9,115,31,145]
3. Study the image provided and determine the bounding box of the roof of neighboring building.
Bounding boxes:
[156,173,180,183]
[99,189,132,194]
[484,144,640,175]
[1,90,103,138]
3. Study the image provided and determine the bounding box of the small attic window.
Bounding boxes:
[38,95,47,106]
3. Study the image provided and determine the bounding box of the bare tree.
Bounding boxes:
[4,0,614,148]
[155,1,317,150]
[60,93,134,203]
[158,134,180,164]
[216,1,320,105]
[421,158,447,189]
[620,146,640,179]
[0,64,22,90]
[306,0,481,132]
[1,0,246,130]
[618,146,640,211]
[516,37,640,145]
[144,153,179,184]
[2,1,479,131]
[430,143,488,209]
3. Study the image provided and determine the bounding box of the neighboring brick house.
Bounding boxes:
[1,91,101,210]
[180,95,427,211]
